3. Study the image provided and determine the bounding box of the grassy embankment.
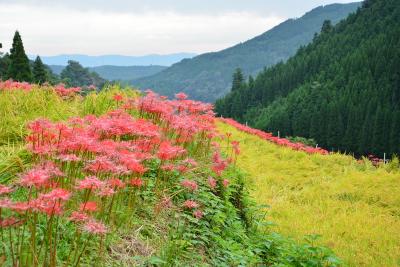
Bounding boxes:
[218,121,400,267]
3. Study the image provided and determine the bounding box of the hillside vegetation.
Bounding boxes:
[218,120,400,267]
[132,3,360,102]
[216,0,400,157]
[0,82,339,266]
[50,65,168,82]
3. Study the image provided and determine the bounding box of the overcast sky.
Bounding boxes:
[0,0,356,56]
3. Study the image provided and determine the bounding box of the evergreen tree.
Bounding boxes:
[8,31,32,82]
[32,56,47,84]
[231,68,244,91]
[321,20,333,34]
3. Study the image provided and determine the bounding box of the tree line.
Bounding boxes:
[215,0,400,157]
[0,31,106,88]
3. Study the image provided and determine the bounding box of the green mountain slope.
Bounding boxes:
[215,0,400,157]
[49,65,167,81]
[131,2,360,102]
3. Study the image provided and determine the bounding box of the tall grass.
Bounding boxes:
[218,121,400,267]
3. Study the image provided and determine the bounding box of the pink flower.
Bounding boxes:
[76,176,104,190]
[222,179,230,187]
[157,141,186,161]
[183,200,199,209]
[39,188,71,201]
[82,219,108,235]
[113,94,123,101]
[0,185,12,195]
[0,217,24,228]
[208,177,217,189]
[107,178,125,189]
[175,92,188,100]
[0,198,12,208]
[10,202,31,213]
[193,210,203,219]
[96,186,115,197]
[69,211,89,223]
[79,201,97,212]
[129,178,143,187]
[19,169,50,188]
[180,180,198,191]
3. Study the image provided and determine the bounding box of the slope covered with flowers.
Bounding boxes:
[220,118,328,155]
[0,82,339,266]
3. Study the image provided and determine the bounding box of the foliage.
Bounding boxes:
[7,31,32,82]
[60,60,106,88]
[32,56,48,84]
[286,136,317,147]
[0,83,341,266]
[131,3,360,102]
[218,121,400,267]
[215,0,400,157]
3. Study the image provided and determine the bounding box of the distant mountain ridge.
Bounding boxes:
[131,2,361,102]
[30,53,196,67]
[49,65,168,81]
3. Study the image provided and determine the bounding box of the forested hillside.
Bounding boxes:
[215,0,400,157]
[131,3,360,102]
[50,65,167,81]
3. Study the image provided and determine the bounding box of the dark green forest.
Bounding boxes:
[215,0,400,157]
[132,2,360,102]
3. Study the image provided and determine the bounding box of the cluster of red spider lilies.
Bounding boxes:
[0,87,237,266]
[220,118,328,155]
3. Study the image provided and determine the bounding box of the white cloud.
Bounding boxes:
[0,3,284,55]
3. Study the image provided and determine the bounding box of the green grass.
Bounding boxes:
[218,121,400,267]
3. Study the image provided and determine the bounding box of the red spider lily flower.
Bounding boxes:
[41,161,64,177]
[39,188,71,201]
[180,180,198,191]
[123,160,147,175]
[231,141,240,155]
[82,219,108,235]
[175,92,188,100]
[129,178,143,187]
[0,217,24,228]
[69,211,89,223]
[176,165,189,173]
[113,94,123,101]
[0,185,12,195]
[222,179,230,188]
[54,84,81,97]
[85,156,118,174]
[10,201,32,213]
[32,199,63,216]
[79,201,97,212]
[157,141,186,161]
[208,177,217,189]
[211,151,229,176]
[107,178,125,189]
[161,163,175,171]
[193,210,203,219]
[181,158,198,167]
[76,176,104,190]
[0,198,12,208]
[96,186,115,197]
[183,200,199,209]
[19,169,50,188]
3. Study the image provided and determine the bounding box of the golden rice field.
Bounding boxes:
[218,121,400,267]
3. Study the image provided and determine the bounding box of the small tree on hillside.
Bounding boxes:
[32,56,48,84]
[8,31,32,82]
[231,68,244,91]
